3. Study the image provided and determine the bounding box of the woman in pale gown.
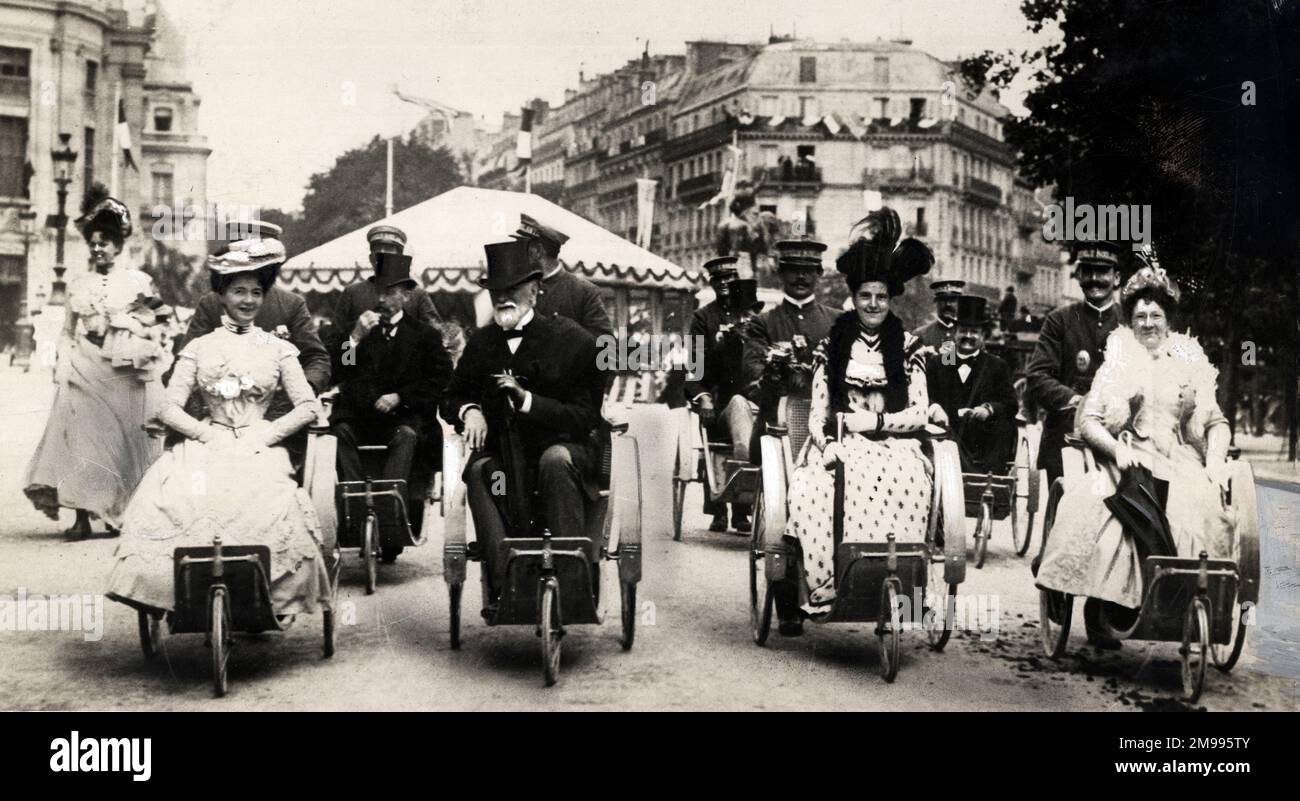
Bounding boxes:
[782,208,935,620]
[1035,264,1235,642]
[106,235,330,617]
[24,187,174,538]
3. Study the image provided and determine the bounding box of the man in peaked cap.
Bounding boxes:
[1025,239,1123,649]
[332,253,453,526]
[742,239,839,464]
[514,213,614,339]
[440,238,606,609]
[327,224,441,368]
[925,295,1018,473]
[914,279,966,353]
[684,255,759,533]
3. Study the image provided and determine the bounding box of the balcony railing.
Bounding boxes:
[675,171,721,202]
[964,176,1003,205]
[863,167,935,188]
[752,165,822,189]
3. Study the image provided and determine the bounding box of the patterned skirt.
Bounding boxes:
[788,435,933,611]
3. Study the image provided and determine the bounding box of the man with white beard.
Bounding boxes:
[440,239,605,611]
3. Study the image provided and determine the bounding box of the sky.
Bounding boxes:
[162,0,1050,212]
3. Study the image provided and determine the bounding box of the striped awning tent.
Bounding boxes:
[280,186,695,294]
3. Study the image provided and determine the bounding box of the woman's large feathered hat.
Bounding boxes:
[836,206,933,296]
[75,182,132,243]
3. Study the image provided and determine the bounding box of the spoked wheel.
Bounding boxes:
[1011,436,1035,556]
[1039,589,1073,659]
[973,501,991,569]
[448,582,462,650]
[671,467,686,542]
[137,609,162,661]
[923,557,956,651]
[210,587,230,698]
[1181,596,1210,702]
[322,609,335,658]
[749,487,774,646]
[619,581,636,651]
[877,578,902,682]
[1212,600,1248,673]
[539,578,564,687]
[363,512,378,595]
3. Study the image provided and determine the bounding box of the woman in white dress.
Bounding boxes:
[24,187,174,538]
[106,234,331,617]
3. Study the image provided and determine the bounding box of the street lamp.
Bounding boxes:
[46,132,78,307]
[10,209,39,370]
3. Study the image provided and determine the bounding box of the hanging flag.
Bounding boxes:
[635,178,657,249]
[515,106,534,162]
[821,112,842,136]
[698,144,743,210]
[116,95,138,173]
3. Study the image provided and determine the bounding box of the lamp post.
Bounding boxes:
[46,132,78,307]
[10,209,39,370]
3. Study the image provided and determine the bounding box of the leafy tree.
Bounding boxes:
[295,134,464,253]
[961,0,1300,456]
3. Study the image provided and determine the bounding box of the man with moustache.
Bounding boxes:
[742,240,839,466]
[327,225,441,358]
[440,239,605,609]
[513,214,613,338]
[684,255,754,533]
[925,295,1018,474]
[914,279,965,355]
[331,253,453,528]
[1025,241,1124,649]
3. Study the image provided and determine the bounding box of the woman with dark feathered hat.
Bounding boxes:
[23,184,174,539]
[783,208,936,615]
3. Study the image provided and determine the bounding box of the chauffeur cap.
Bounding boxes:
[514,213,569,257]
[929,279,966,298]
[702,255,740,282]
[367,225,408,251]
[773,239,827,272]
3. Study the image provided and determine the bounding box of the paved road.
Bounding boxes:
[1,366,1295,710]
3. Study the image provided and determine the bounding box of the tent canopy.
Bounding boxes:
[281,186,696,294]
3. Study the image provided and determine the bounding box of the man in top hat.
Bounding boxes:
[440,238,606,608]
[181,219,331,406]
[327,224,441,359]
[514,213,613,339]
[1025,240,1124,649]
[684,255,759,533]
[331,253,453,515]
[925,295,1019,473]
[914,279,965,353]
[742,239,839,461]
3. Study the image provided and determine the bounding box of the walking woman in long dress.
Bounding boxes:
[24,186,174,538]
[783,208,935,616]
[106,232,331,617]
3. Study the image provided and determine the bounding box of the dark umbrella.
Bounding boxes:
[1104,463,1176,558]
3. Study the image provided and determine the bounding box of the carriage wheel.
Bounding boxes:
[1039,590,1073,659]
[322,609,335,658]
[539,578,563,687]
[973,501,991,569]
[1012,435,1035,556]
[363,512,378,595]
[448,582,462,650]
[1212,601,1249,673]
[137,609,162,662]
[619,581,636,651]
[877,578,902,682]
[924,557,956,651]
[210,587,230,698]
[749,484,774,645]
[672,466,686,542]
[1181,596,1209,702]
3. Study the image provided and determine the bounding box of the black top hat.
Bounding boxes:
[373,253,417,290]
[836,207,933,296]
[480,239,543,291]
[703,255,740,281]
[774,239,827,271]
[723,278,764,314]
[955,295,989,327]
[514,213,569,257]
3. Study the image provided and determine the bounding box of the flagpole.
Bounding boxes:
[385,137,394,219]
[110,82,121,198]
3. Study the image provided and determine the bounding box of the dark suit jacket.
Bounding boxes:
[742,298,838,405]
[440,314,604,470]
[331,318,452,433]
[184,285,331,393]
[535,268,614,339]
[927,349,1018,471]
[682,301,748,407]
